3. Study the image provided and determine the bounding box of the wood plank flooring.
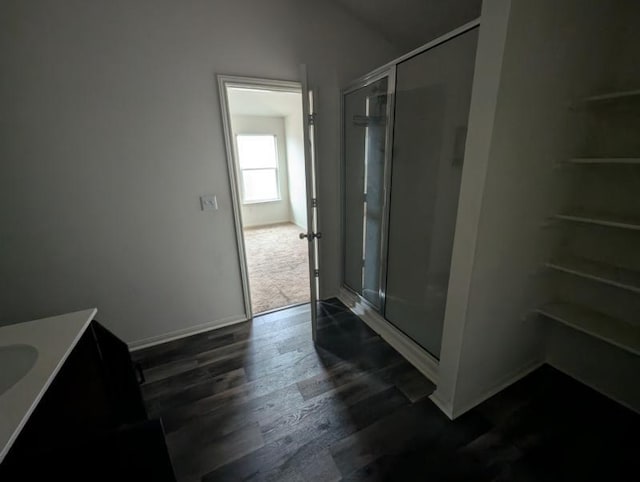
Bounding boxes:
[133,299,639,481]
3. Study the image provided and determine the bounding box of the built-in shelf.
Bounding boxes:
[555,212,640,231]
[568,157,640,165]
[546,256,640,294]
[581,88,640,103]
[536,302,640,356]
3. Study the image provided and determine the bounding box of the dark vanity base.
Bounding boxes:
[0,321,175,481]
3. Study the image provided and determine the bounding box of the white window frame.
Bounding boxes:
[236,134,281,205]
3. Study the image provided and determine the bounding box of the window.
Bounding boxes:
[236,135,280,203]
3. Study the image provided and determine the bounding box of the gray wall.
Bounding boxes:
[0,0,398,344]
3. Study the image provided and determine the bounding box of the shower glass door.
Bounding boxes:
[384,28,478,358]
[342,73,392,310]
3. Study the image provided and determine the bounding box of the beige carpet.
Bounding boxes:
[243,223,310,314]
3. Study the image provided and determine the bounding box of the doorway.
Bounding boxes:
[218,76,316,317]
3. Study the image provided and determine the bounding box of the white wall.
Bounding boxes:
[0,0,398,344]
[434,0,514,417]
[435,0,622,417]
[231,115,291,228]
[284,107,307,229]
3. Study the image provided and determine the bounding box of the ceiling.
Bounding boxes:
[227,88,302,117]
[331,0,481,52]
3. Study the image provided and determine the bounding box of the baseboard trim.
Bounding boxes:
[243,221,298,230]
[547,360,640,415]
[128,314,249,351]
[428,391,454,419]
[255,301,309,318]
[449,358,544,419]
[338,287,439,385]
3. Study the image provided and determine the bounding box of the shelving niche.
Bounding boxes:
[538,90,640,360]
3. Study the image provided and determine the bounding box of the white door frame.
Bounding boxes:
[217,75,306,319]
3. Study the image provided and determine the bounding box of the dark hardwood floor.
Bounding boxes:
[133,299,639,482]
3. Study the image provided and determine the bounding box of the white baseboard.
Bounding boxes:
[243,220,300,229]
[128,314,248,351]
[547,360,640,415]
[448,358,544,419]
[338,287,439,385]
[429,391,454,419]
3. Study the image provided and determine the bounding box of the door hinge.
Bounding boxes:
[307,113,317,125]
[314,269,320,278]
[312,198,318,208]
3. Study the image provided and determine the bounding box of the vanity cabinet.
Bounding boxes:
[0,320,175,481]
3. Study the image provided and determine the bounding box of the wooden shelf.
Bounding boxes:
[555,212,640,231]
[581,88,640,103]
[536,302,640,355]
[547,256,640,294]
[568,158,640,165]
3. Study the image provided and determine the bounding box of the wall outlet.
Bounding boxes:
[200,194,218,211]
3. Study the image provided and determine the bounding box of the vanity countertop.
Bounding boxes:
[0,309,97,463]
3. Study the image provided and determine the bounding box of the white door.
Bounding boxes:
[299,65,321,341]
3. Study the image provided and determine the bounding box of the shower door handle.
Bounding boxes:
[299,232,322,241]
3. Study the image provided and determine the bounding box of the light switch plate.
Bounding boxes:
[200,194,218,211]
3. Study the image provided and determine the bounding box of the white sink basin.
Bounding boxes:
[0,344,39,396]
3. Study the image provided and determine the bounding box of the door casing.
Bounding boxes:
[217,74,319,321]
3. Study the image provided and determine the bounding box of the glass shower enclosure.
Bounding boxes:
[341,26,479,359]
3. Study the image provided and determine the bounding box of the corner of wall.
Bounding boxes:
[435,0,512,414]
[450,357,544,418]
